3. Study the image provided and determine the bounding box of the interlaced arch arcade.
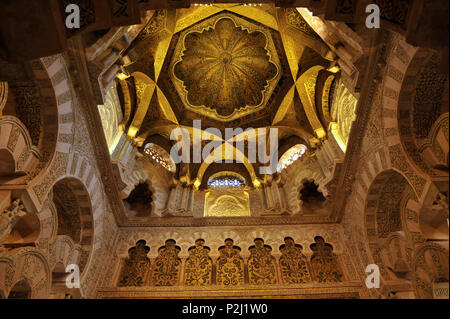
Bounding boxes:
[0,1,448,299]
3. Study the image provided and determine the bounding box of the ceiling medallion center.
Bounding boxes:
[173,17,278,118]
[220,51,233,64]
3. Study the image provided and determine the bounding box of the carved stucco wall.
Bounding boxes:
[99,223,360,293]
[0,248,51,298]
[97,84,124,154]
[0,54,119,298]
[330,79,358,151]
[340,31,448,299]
[1,12,447,300]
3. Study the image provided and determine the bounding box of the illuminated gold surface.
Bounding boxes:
[114,6,342,170]
[118,79,132,130]
[296,66,326,139]
[330,80,358,150]
[330,122,347,152]
[156,87,179,124]
[117,73,130,80]
[170,13,282,122]
[154,37,173,81]
[175,6,223,33]
[321,75,335,123]
[128,72,156,138]
[227,5,279,31]
[327,66,340,73]
[174,4,278,34]
[193,179,201,190]
[98,84,124,154]
[272,85,295,125]
[205,188,250,217]
[315,128,326,139]
[196,141,257,185]
[252,178,261,188]
[279,33,301,79]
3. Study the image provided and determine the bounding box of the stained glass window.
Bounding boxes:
[207,175,245,187]
[143,143,176,172]
[277,144,307,172]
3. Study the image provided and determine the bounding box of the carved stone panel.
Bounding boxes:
[118,240,151,287]
[150,239,181,286]
[247,238,277,285]
[205,188,250,217]
[279,237,312,284]
[173,17,278,117]
[310,236,344,283]
[216,239,244,286]
[184,239,213,286]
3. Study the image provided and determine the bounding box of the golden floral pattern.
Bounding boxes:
[118,240,151,287]
[216,239,245,286]
[279,237,312,284]
[285,8,319,38]
[116,237,349,288]
[247,238,277,285]
[174,17,277,117]
[310,236,343,283]
[184,239,213,286]
[205,188,250,217]
[150,239,181,286]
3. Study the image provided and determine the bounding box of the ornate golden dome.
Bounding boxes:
[173,17,278,117]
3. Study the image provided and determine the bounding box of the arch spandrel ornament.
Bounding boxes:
[150,239,181,286]
[216,239,244,286]
[413,244,449,299]
[184,239,213,286]
[279,237,312,284]
[7,279,31,299]
[247,238,277,285]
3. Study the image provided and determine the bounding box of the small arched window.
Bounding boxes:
[277,144,307,173]
[143,143,176,172]
[207,173,245,188]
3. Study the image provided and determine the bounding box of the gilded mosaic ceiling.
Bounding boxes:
[168,12,284,122]
[173,17,278,117]
[118,7,328,141]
